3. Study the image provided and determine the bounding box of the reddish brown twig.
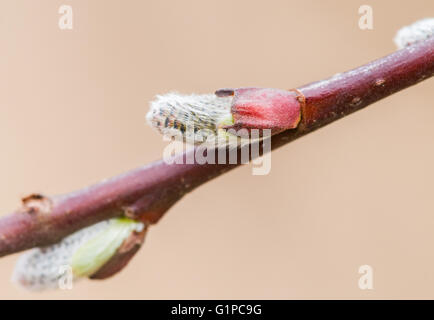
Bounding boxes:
[0,36,433,260]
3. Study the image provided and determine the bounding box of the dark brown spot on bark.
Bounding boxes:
[21,194,52,215]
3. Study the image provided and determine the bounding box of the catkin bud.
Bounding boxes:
[147,93,233,144]
[394,18,434,49]
[147,88,302,143]
[12,218,144,291]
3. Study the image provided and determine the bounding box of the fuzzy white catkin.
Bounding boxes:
[13,218,144,291]
[147,93,232,143]
[12,220,110,291]
[394,18,434,49]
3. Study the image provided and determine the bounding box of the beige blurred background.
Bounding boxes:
[0,0,433,299]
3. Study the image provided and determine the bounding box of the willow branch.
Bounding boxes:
[0,36,433,258]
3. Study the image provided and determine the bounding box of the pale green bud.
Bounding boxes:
[71,218,144,277]
[12,218,144,291]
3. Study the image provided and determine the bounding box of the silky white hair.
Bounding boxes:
[394,18,434,49]
[12,220,110,291]
[147,93,233,144]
